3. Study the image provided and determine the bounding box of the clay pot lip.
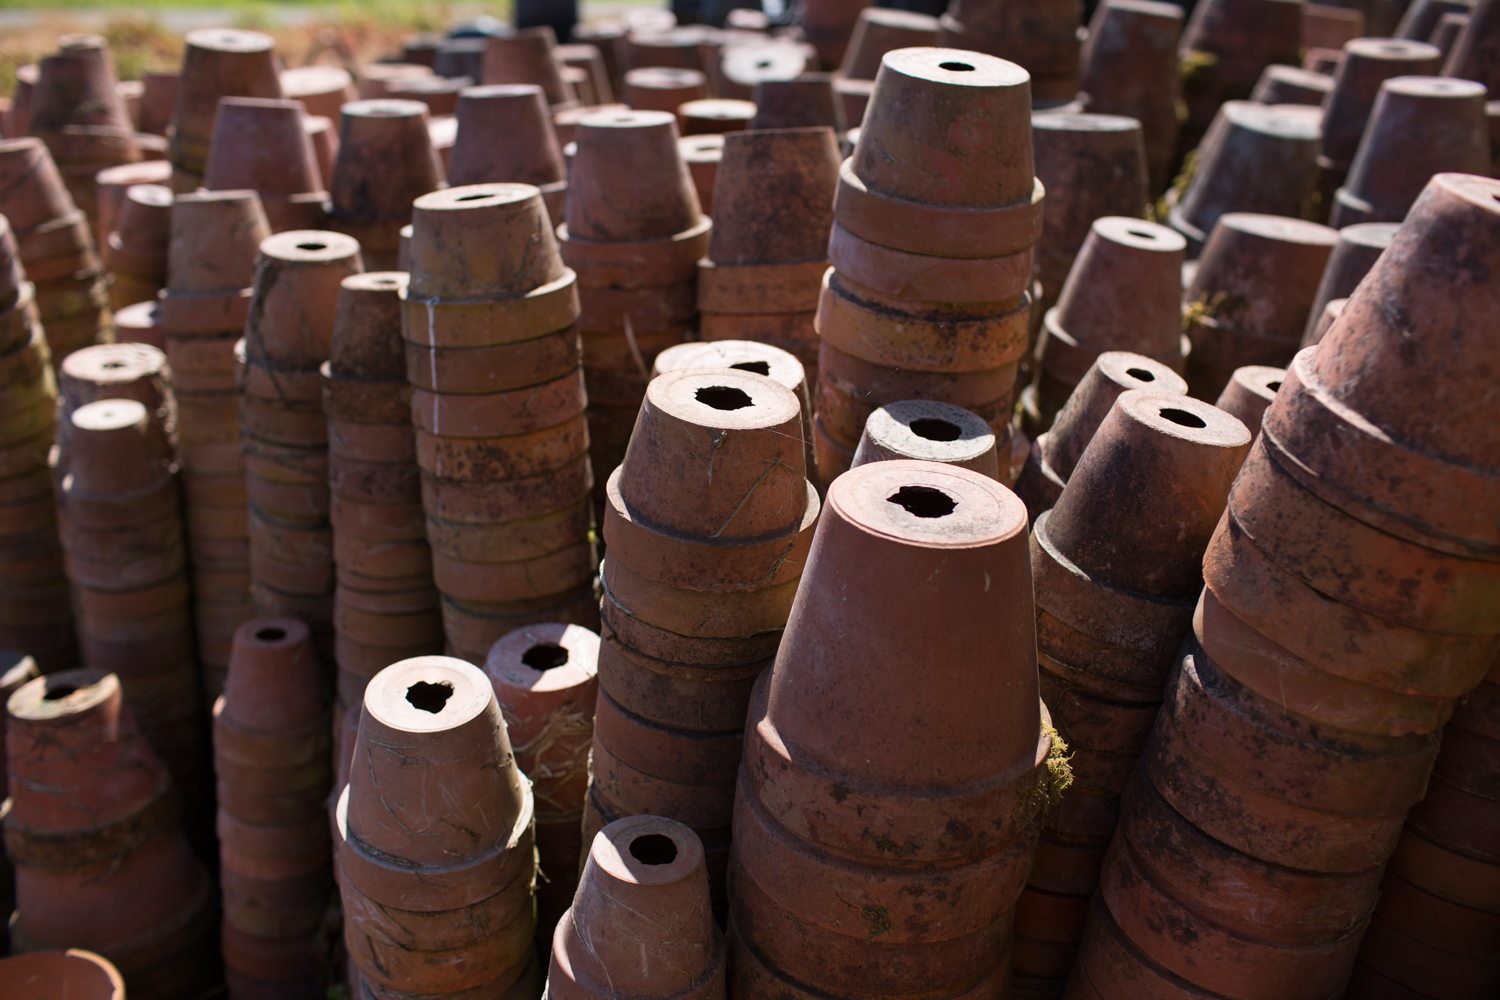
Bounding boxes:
[577,106,677,132]
[679,97,757,119]
[413,182,541,213]
[590,814,705,887]
[184,26,275,53]
[231,615,310,655]
[1091,216,1186,254]
[1224,365,1286,402]
[1220,99,1322,137]
[653,339,805,391]
[624,66,707,88]
[1383,74,1486,100]
[215,95,307,116]
[0,949,126,998]
[8,668,116,721]
[60,342,166,385]
[1213,211,1341,247]
[1345,36,1443,61]
[124,182,173,209]
[173,186,259,208]
[364,655,493,734]
[646,367,802,433]
[484,622,600,692]
[1113,390,1251,447]
[1337,221,1400,249]
[1032,111,1142,133]
[71,397,148,434]
[341,97,428,120]
[1,650,39,688]
[881,45,1029,90]
[827,459,1028,549]
[281,64,353,90]
[678,134,724,160]
[1092,351,1190,397]
[96,160,172,187]
[259,228,361,264]
[864,399,996,462]
[460,82,546,101]
[343,270,408,295]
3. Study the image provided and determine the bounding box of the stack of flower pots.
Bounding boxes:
[160,189,271,697]
[5,670,218,997]
[0,138,114,362]
[937,0,1082,104]
[730,459,1064,995]
[203,97,329,233]
[814,48,1041,484]
[325,271,440,740]
[1069,171,1500,999]
[560,109,709,502]
[0,950,124,999]
[0,220,75,670]
[55,393,209,821]
[1078,0,1184,195]
[850,399,1001,480]
[24,36,141,224]
[696,127,839,384]
[55,341,174,472]
[1329,75,1491,226]
[1183,212,1338,398]
[1011,391,1250,995]
[328,99,443,270]
[1015,351,1189,521]
[241,230,363,663]
[1025,217,1187,435]
[447,84,569,222]
[1302,221,1397,345]
[587,367,818,907]
[1175,0,1304,155]
[484,622,600,936]
[0,649,40,940]
[94,159,171,251]
[167,28,283,191]
[546,815,725,999]
[336,656,541,997]
[213,618,331,999]
[403,183,598,662]
[103,182,172,310]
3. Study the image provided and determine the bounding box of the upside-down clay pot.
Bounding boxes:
[1301,222,1398,344]
[167,28,282,188]
[1444,0,1500,96]
[1078,0,1184,193]
[446,84,567,221]
[484,621,599,935]
[839,8,940,81]
[1175,0,1304,151]
[749,74,844,133]
[1318,37,1443,186]
[103,182,172,310]
[731,460,1056,996]
[482,26,573,107]
[937,0,1083,103]
[280,65,355,120]
[623,67,709,114]
[851,399,1000,480]
[1250,64,1333,107]
[328,99,443,269]
[1214,365,1285,437]
[547,816,725,999]
[201,97,326,233]
[565,109,701,242]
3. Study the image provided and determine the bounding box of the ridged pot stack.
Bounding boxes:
[5,671,218,998]
[336,656,541,998]
[586,367,819,908]
[0,138,113,362]
[240,230,364,664]
[167,28,283,192]
[1066,172,1500,1000]
[0,217,75,669]
[1011,392,1250,996]
[696,127,839,385]
[160,189,271,697]
[484,622,600,937]
[559,109,709,500]
[814,48,1041,485]
[402,183,598,662]
[730,460,1065,997]
[325,271,441,737]
[102,182,172,310]
[213,619,332,999]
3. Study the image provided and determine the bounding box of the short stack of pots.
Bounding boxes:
[447,84,569,222]
[814,48,1041,484]
[546,815,725,999]
[213,618,332,999]
[730,460,1064,996]
[1078,0,1184,195]
[1024,217,1187,435]
[328,99,443,270]
[937,0,1083,104]
[402,183,598,662]
[325,271,440,736]
[0,221,75,670]
[102,182,172,310]
[202,97,330,233]
[160,189,272,697]
[24,35,142,224]
[336,656,541,997]
[1183,212,1338,399]
[55,396,209,828]
[0,137,114,362]
[587,367,819,907]
[484,622,600,936]
[696,126,839,384]
[559,109,709,495]
[167,28,283,191]
[1011,392,1250,995]
[1014,351,1189,521]
[1068,172,1500,999]
[241,231,363,663]
[850,399,1001,480]
[5,670,217,998]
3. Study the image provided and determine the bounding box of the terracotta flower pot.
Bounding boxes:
[168,28,282,186]
[1249,64,1333,107]
[328,99,443,269]
[0,949,125,999]
[1445,0,1500,94]
[565,108,701,242]
[280,65,355,120]
[1175,0,1304,149]
[1300,221,1397,345]
[547,816,724,999]
[839,9,940,81]
[447,84,567,219]
[1319,37,1443,183]
[851,399,1000,479]
[1213,364,1285,436]
[202,97,326,233]
[937,0,1084,103]
[246,230,363,370]
[749,73,844,132]
[482,26,573,107]
[1078,0,1184,193]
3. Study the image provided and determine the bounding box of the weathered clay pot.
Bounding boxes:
[328,99,442,268]
[280,65,355,120]
[851,399,1000,479]
[565,109,701,242]
[482,26,573,107]
[1301,221,1397,345]
[1445,0,1500,93]
[168,28,282,186]
[246,230,363,369]
[1175,0,1304,150]
[202,97,326,232]
[937,0,1083,102]
[839,8,940,80]
[1249,64,1333,106]
[622,67,709,114]
[1214,364,1285,436]
[1319,37,1443,183]
[409,184,565,302]
[1079,0,1184,193]
[447,85,567,219]
[750,74,844,132]
[547,816,725,999]
[27,36,141,217]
